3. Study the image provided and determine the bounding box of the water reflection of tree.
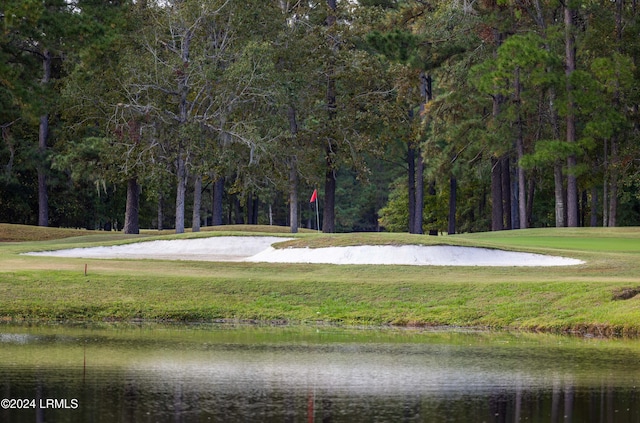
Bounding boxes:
[402,395,421,422]
[489,392,509,423]
[481,381,638,423]
[123,379,140,422]
[222,384,638,423]
[35,376,44,423]
[0,373,638,422]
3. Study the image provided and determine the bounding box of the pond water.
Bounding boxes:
[0,323,639,423]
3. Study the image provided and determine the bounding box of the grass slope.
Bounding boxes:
[1,225,639,335]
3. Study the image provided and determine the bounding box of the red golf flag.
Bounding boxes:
[309,189,318,203]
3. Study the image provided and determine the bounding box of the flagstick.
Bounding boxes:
[315,197,320,233]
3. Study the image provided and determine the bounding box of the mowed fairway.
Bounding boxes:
[1,224,640,335]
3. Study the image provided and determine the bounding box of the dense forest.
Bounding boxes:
[1,0,639,234]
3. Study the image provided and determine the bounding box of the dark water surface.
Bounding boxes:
[0,323,639,422]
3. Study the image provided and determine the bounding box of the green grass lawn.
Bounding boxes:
[1,224,639,335]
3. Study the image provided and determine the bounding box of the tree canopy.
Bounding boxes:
[1,0,638,232]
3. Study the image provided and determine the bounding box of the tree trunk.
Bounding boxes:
[175,21,193,234]
[448,176,457,235]
[565,4,579,227]
[548,81,566,229]
[323,0,337,234]
[490,43,504,232]
[608,139,619,227]
[323,165,336,233]
[289,161,298,234]
[287,106,299,234]
[192,174,202,232]
[253,196,259,224]
[123,177,140,234]
[427,181,437,235]
[411,73,430,235]
[491,157,503,231]
[535,0,567,229]
[581,190,588,227]
[247,195,253,224]
[567,156,578,226]
[554,162,566,227]
[590,187,598,227]
[607,0,624,227]
[38,50,52,227]
[501,156,512,230]
[511,170,519,229]
[248,194,259,224]
[175,156,187,234]
[157,195,164,230]
[603,150,609,227]
[233,196,244,224]
[479,185,487,222]
[407,145,416,233]
[526,177,535,228]
[413,149,424,234]
[212,177,224,226]
[514,67,527,229]
[37,115,49,227]
[269,204,273,226]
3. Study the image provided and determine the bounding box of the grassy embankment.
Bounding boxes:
[1,223,639,335]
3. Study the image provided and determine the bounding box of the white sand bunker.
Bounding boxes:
[25,236,584,267]
[25,236,288,262]
[247,244,583,266]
